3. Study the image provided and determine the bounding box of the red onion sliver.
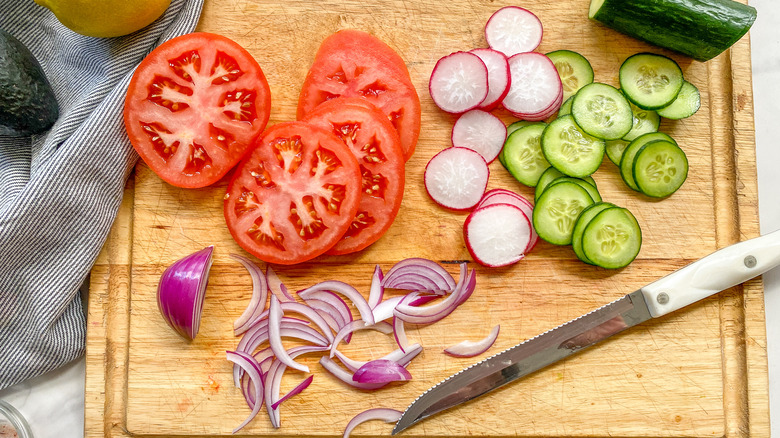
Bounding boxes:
[298,280,375,325]
[157,245,214,340]
[319,356,386,390]
[230,254,269,336]
[280,301,336,343]
[444,324,500,357]
[301,290,354,331]
[240,371,260,409]
[266,265,295,302]
[269,297,309,373]
[368,265,385,309]
[264,345,328,428]
[330,320,393,357]
[271,375,313,410]
[393,264,473,324]
[393,316,409,353]
[371,295,405,322]
[334,343,423,372]
[382,258,456,292]
[226,351,264,433]
[353,359,412,384]
[343,408,402,438]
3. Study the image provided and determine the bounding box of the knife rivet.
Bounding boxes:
[657,292,670,305]
[745,255,757,268]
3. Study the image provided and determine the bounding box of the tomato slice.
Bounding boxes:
[124,32,271,188]
[303,97,405,255]
[297,30,421,162]
[224,121,362,265]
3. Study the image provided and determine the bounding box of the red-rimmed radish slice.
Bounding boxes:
[509,86,563,121]
[424,147,489,211]
[443,324,500,357]
[464,203,532,267]
[451,109,507,164]
[485,6,543,57]
[502,53,562,120]
[469,48,510,111]
[477,189,538,253]
[429,51,489,114]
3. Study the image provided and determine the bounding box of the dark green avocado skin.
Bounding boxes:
[0,29,59,137]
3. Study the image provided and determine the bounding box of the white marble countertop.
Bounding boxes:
[2,1,779,436]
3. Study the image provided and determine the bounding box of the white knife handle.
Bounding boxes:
[641,228,780,317]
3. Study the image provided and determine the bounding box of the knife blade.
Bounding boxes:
[392,228,780,435]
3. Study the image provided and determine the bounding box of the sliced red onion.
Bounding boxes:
[319,356,387,390]
[271,375,313,410]
[230,254,269,336]
[269,296,309,373]
[226,350,264,433]
[393,264,476,324]
[334,343,423,372]
[343,408,402,438]
[301,290,353,331]
[266,265,295,302]
[157,246,214,340]
[308,304,344,336]
[393,316,409,353]
[280,300,336,343]
[382,258,456,292]
[264,345,328,428]
[368,265,385,309]
[444,324,500,357]
[240,371,260,409]
[298,280,375,325]
[330,320,393,357]
[353,359,412,384]
[371,295,405,322]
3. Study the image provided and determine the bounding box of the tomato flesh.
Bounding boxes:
[304,97,405,255]
[297,30,421,161]
[224,121,362,265]
[124,32,271,188]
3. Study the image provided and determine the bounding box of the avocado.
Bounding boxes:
[0,29,59,137]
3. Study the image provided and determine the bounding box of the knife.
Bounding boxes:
[392,228,780,435]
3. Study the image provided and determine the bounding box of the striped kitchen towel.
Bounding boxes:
[0,0,203,389]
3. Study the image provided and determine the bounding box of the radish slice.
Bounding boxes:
[502,53,562,120]
[478,189,538,253]
[470,48,510,111]
[451,109,507,164]
[444,324,500,357]
[485,6,543,57]
[424,147,489,211]
[429,51,489,114]
[464,203,532,267]
[343,408,403,438]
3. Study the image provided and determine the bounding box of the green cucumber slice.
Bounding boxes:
[532,181,595,245]
[558,95,573,117]
[500,121,538,167]
[623,101,660,141]
[619,132,676,191]
[546,50,595,102]
[619,53,684,110]
[572,202,616,264]
[571,83,633,140]
[502,123,550,187]
[541,115,606,178]
[535,166,597,201]
[657,81,701,120]
[581,207,642,269]
[606,139,629,166]
[548,176,602,203]
[632,139,688,198]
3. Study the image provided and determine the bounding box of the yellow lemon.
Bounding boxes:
[35,0,171,38]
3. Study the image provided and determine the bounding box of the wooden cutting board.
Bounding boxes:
[84,0,769,436]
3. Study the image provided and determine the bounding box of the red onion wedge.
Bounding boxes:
[384,259,456,291]
[343,408,402,438]
[424,147,489,211]
[226,351,264,433]
[271,375,313,410]
[157,245,214,340]
[320,356,387,390]
[451,109,507,164]
[334,343,423,372]
[470,48,510,111]
[485,6,543,57]
[393,264,477,324]
[464,203,532,267]
[444,324,501,357]
[298,280,375,326]
[230,254,269,336]
[353,359,412,384]
[429,51,488,114]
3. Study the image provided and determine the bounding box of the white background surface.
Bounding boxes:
[1,1,780,436]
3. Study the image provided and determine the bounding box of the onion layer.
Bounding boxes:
[157,246,214,340]
[343,408,402,438]
[353,359,412,384]
[444,324,501,357]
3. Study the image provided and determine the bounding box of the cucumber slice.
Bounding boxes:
[572,202,616,264]
[657,81,701,120]
[619,132,676,191]
[588,0,756,62]
[558,95,573,117]
[532,181,595,245]
[502,123,550,187]
[632,139,688,198]
[623,101,660,141]
[548,176,602,203]
[535,166,597,201]
[571,82,633,140]
[546,50,594,101]
[541,115,606,178]
[500,121,538,167]
[606,139,629,166]
[619,53,684,110]
[581,207,642,269]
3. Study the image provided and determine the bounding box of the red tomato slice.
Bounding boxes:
[124,32,271,188]
[297,30,421,161]
[303,97,405,255]
[224,121,362,265]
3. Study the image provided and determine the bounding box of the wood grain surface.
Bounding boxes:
[84,0,769,436]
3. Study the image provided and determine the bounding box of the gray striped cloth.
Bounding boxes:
[0,0,204,389]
